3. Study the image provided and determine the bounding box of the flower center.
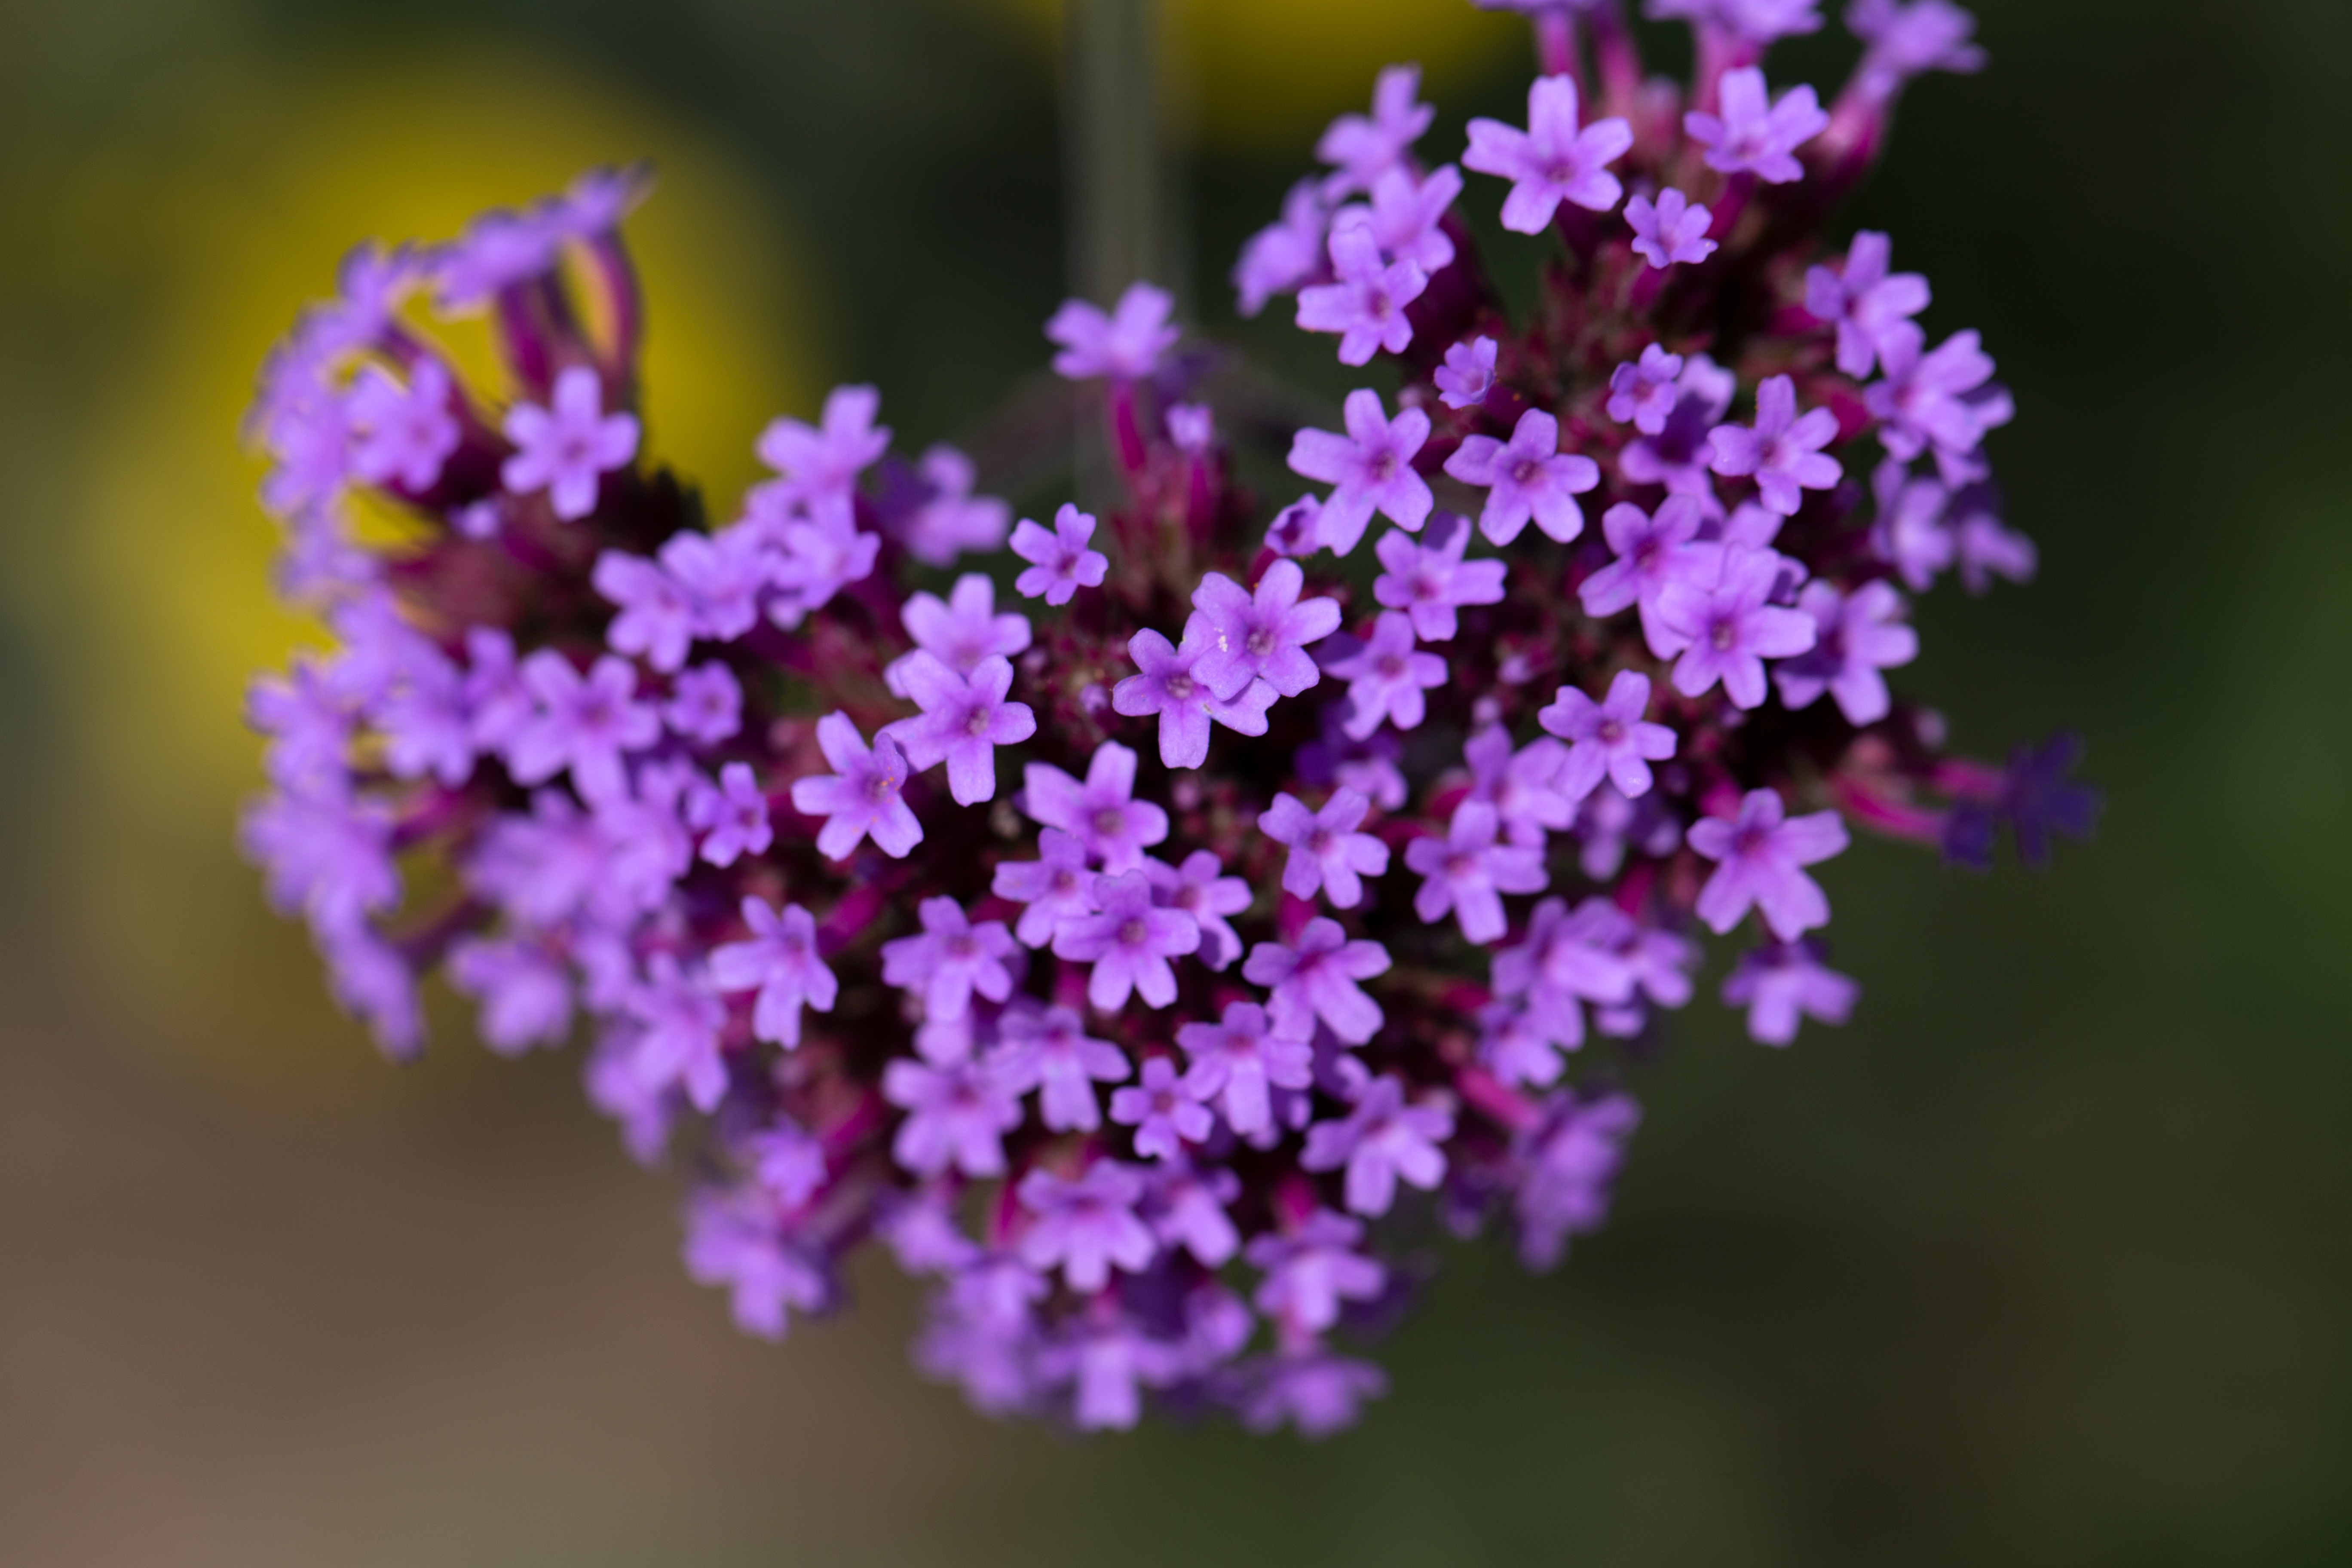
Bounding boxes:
[1377,654,1406,678]
[1711,617,1739,651]
[1246,627,1276,656]
[1164,672,1195,701]
[1118,918,1148,947]
[946,935,976,960]
[1093,807,1126,839]
[1511,458,1544,487]
[965,706,994,735]
[1598,719,1623,745]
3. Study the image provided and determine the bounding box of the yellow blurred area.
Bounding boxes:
[30,48,815,1087]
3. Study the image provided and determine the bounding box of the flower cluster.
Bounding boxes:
[240,0,2092,1438]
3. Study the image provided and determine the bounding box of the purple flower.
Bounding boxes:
[1295,225,1427,367]
[660,527,767,644]
[760,514,881,626]
[1702,0,1828,43]
[1722,939,1859,1045]
[1149,1161,1243,1268]
[345,360,459,492]
[1435,336,1498,410]
[1243,918,1392,1043]
[2000,731,2104,870]
[1805,230,1930,379]
[745,1118,828,1209]
[1651,543,1817,707]
[1539,670,1679,801]
[1264,494,1325,557]
[1039,1316,1185,1432]
[1708,375,1843,517]
[1953,488,2037,594]
[1053,870,1201,1010]
[1579,496,1708,654]
[1607,345,1687,436]
[1285,388,1433,556]
[1010,503,1110,605]
[681,1190,830,1342]
[1323,611,1448,739]
[1847,0,1986,103]
[508,651,659,802]
[1463,75,1634,233]
[1514,1089,1640,1271]
[1625,187,1718,268]
[1144,851,1251,971]
[1619,352,1739,498]
[446,936,573,1055]
[1866,325,2007,479]
[883,652,1035,805]
[1245,1210,1385,1333]
[880,897,1019,1022]
[1491,896,1639,1019]
[1405,801,1548,943]
[593,549,696,672]
[790,711,922,861]
[992,828,1102,949]
[1443,408,1600,546]
[1166,402,1214,453]
[1017,1162,1158,1292]
[1109,1057,1214,1161]
[1046,281,1180,381]
[1300,1074,1454,1217]
[247,657,351,796]
[686,760,773,867]
[1687,788,1850,938]
[1373,514,1507,642]
[1234,179,1328,318]
[990,1003,1131,1133]
[1684,67,1829,184]
[753,383,890,526]
[883,1056,1025,1179]
[1297,699,1410,812]
[710,896,837,1049]
[622,954,729,1112]
[501,365,639,521]
[1114,627,1276,769]
[1261,787,1391,910]
[889,573,1032,694]
[1477,997,1577,1089]
[1188,558,1344,699]
[1233,1351,1390,1438]
[1773,579,1917,724]
[1177,1001,1314,1137]
[1463,726,1577,848]
[1022,741,1168,873]
[1315,63,1434,196]
[1333,163,1461,275]
[664,661,742,745]
[890,444,1011,566]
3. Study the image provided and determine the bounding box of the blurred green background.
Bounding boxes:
[2,0,2347,1562]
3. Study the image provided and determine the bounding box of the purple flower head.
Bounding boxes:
[686,760,773,868]
[447,936,573,1056]
[888,444,1011,566]
[1316,63,1435,196]
[1463,726,1577,848]
[502,366,639,521]
[1869,456,1956,590]
[790,711,922,861]
[1477,996,1578,1089]
[1651,542,1818,707]
[1580,496,1709,655]
[1444,408,1601,546]
[992,828,1102,949]
[1332,162,1462,276]
[1233,179,1328,318]
[1166,401,1215,454]
[1285,387,1433,556]
[1323,611,1448,739]
[1492,895,1639,1018]
[1148,1161,1243,1268]
[1053,870,1201,1010]
[883,652,1035,805]
[1296,225,1427,367]
[622,953,729,1112]
[1010,503,1110,605]
[1373,513,1507,643]
[1176,1001,1314,1137]
[1243,918,1392,1044]
[429,205,560,312]
[1405,800,1549,943]
[1514,1089,1640,1271]
[1463,75,1634,233]
[989,1003,1130,1133]
[754,384,890,528]
[1110,1057,1215,1161]
[682,1190,830,1342]
[1262,787,1392,910]
[744,1118,828,1210]
[1301,1074,1454,1218]
[247,657,352,796]
[593,549,695,673]
[883,1055,1024,1179]
[1774,579,1917,724]
[1867,325,2007,481]
[1847,0,1986,102]
[1045,282,1180,382]
[1625,187,1718,269]
[345,359,459,492]
[1114,626,1276,770]
[1189,558,1344,700]
[890,573,1032,695]
[1687,788,1850,938]
[508,651,660,802]
[1805,230,1931,379]
[1708,375,1843,516]
[1245,1210,1385,1333]
[1684,67,1829,184]
[1023,741,1168,873]
[762,514,881,628]
[660,526,767,645]
[1233,1351,1390,1439]
[1017,1162,1157,1292]
[1435,336,1498,411]
[1607,344,1689,436]
[664,661,743,745]
[709,897,838,1049]
[881,897,1019,1022]
[1722,939,1859,1045]
[1539,670,1680,802]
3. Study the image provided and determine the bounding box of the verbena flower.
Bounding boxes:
[238,5,2095,1438]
